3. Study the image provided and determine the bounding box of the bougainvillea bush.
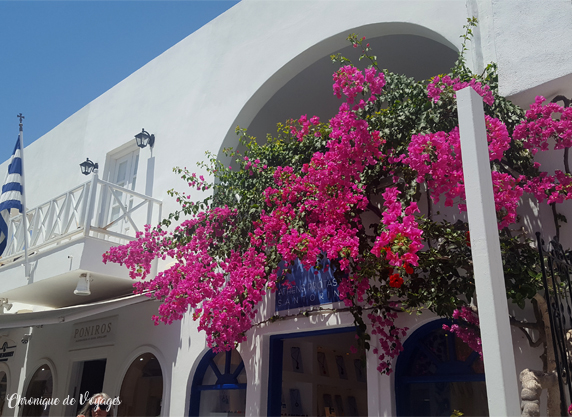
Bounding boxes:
[104,22,572,374]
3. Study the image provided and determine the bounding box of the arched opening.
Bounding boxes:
[22,365,53,417]
[189,349,247,417]
[118,352,163,417]
[246,34,457,145]
[0,371,7,416]
[395,319,489,416]
[219,24,458,162]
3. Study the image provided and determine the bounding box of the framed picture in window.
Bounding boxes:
[291,346,304,373]
[317,351,329,376]
[354,359,366,383]
[347,396,359,416]
[290,389,303,415]
[335,395,345,416]
[323,394,335,417]
[336,355,347,379]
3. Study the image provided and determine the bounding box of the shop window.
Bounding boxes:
[118,353,163,416]
[395,319,489,416]
[0,371,7,415]
[189,349,247,417]
[22,365,53,417]
[268,328,367,417]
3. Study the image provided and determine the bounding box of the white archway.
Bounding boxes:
[218,22,458,163]
[113,344,169,417]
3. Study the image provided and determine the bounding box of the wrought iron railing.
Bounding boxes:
[1,173,162,263]
[536,232,572,416]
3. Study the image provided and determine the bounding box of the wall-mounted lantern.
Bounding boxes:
[135,128,155,148]
[552,95,571,108]
[79,158,98,175]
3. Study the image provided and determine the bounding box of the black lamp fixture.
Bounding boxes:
[80,158,98,175]
[552,95,571,108]
[135,128,155,148]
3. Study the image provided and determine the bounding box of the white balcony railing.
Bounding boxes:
[1,174,162,263]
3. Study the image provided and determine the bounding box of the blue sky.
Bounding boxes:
[0,0,239,164]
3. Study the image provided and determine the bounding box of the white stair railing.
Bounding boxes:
[88,177,162,241]
[1,174,162,263]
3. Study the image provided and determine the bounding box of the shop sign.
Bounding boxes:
[0,340,16,362]
[69,316,117,350]
[275,257,341,312]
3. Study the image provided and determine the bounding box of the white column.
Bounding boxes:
[456,87,521,417]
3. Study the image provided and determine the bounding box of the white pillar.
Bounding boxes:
[456,87,521,417]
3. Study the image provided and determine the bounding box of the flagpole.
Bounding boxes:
[17,114,30,280]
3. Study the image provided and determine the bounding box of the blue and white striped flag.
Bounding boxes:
[0,138,23,256]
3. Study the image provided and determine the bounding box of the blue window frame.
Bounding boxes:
[395,319,489,416]
[189,349,247,416]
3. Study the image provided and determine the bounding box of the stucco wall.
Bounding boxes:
[468,0,572,104]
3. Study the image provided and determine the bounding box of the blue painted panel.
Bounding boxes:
[275,257,341,311]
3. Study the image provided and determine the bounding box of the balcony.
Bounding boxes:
[0,174,162,307]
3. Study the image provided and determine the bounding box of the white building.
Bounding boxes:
[0,1,571,416]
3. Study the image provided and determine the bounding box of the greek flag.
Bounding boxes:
[0,138,23,256]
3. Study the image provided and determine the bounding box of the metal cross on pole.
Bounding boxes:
[15,112,30,280]
[456,87,521,417]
